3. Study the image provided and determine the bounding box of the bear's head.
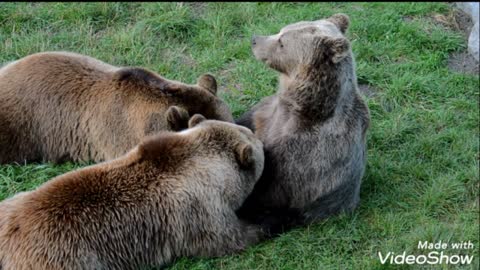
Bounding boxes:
[137,114,264,209]
[186,114,265,209]
[113,69,234,125]
[186,114,264,177]
[187,73,234,123]
[251,13,351,76]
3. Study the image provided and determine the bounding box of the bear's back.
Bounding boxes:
[0,52,123,163]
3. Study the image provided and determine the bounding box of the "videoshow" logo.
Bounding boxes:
[378,241,475,265]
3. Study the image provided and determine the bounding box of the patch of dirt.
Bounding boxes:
[161,47,197,67]
[358,84,377,98]
[402,15,414,23]
[181,2,207,17]
[430,5,478,75]
[351,4,365,11]
[217,62,244,94]
[178,54,196,67]
[447,51,479,75]
[404,6,478,75]
[432,8,473,39]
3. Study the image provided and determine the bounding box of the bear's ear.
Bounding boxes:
[166,106,190,131]
[113,68,183,94]
[235,143,254,168]
[197,73,217,95]
[326,13,350,34]
[323,36,350,63]
[188,114,206,128]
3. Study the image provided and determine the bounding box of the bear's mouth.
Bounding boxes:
[252,49,263,60]
[266,59,287,74]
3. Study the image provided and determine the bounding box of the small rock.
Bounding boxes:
[447,51,479,75]
[456,2,479,62]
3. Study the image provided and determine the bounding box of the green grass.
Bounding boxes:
[0,2,478,269]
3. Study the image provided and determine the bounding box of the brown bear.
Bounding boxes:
[0,115,265,270]
[236,14,370,225]
[0,51,233,164]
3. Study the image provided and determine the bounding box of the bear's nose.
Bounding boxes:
[252,35,257,46]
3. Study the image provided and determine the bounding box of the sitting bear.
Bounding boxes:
[0,51,233,164]
[236,14,370,225]
[0,116,265,270]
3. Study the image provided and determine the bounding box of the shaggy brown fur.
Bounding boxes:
[0,51,233,164]
[236,14,370,226]
[0,117,265,270]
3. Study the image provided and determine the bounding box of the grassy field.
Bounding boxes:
[0,2,478,269]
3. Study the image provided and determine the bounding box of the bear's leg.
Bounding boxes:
[235,109,256,131]
[235,95,277,131]
[302,179,360,224]
[203,218,266,257]
[0,123,17,164]
[249,208,302,237]
[237,221,266,248]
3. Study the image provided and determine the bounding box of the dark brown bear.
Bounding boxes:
[0,51,233,164]
[0,116,264,270]
[237,14,370,225]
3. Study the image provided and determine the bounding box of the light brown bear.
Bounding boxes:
[236,14,370,225]
[0,115,265,270]
[0,51,233,164]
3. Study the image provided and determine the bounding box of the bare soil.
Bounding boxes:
[439,6,479,75]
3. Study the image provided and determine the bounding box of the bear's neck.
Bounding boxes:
[279,62,344,123]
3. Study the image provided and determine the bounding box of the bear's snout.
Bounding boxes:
[251,35,267,47]
[252,35,258,46]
